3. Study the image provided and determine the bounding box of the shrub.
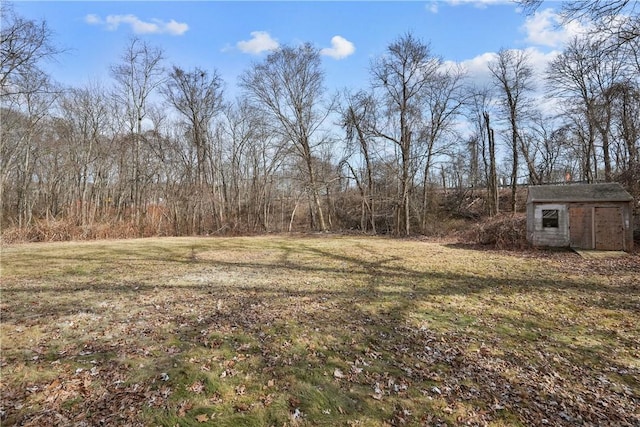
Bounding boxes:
[463,213,528,250]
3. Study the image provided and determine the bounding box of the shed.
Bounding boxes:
[526,183,634,251]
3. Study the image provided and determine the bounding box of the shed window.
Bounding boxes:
[542,209,559,228]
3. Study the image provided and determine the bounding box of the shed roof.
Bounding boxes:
[527,183,633,203]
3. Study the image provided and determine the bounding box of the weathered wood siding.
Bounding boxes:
[528,201,633,251]
[526,183,634,251]
[569,205,593,249]
[594,206,624,250]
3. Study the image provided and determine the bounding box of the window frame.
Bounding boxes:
[542,209,559,228]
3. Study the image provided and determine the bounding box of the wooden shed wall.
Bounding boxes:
[568,204,592,249]
[527,201,633,251]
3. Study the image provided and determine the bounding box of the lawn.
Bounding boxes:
[1,235,638,426]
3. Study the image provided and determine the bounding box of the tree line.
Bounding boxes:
[1,1,639,239]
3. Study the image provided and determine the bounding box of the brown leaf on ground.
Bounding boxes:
[188,380,204,394]
[195,413,209,422]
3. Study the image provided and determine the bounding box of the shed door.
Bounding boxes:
[569,206,592,249]
[594,207,624,250]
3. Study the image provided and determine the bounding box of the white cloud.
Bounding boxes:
[320,36,355,60]
[84,14,101,25]
[446,52,497,87]
[449,47,559,94]
[237,31,279,54]
[84,14,189,36]
[445,0,513,9]
[524,47,561,77]
[164,20,190,36]
[426,2,439,14]
[444,47,563,140]
[521,8,588,48]
[105,15,154,33]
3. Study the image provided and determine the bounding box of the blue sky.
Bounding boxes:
[13,1,582,97]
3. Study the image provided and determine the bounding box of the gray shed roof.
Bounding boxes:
[527,183,633,203]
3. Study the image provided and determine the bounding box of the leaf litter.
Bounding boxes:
[0,236,638,426]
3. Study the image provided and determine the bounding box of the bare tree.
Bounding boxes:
[522,113,570,184]
[1,67,58,228]
[219,99,288,232]
[546,37,598,182]
[614,74,639,175]
[416,63,466,232]
[1,2,61,227]
[518,0,639,46]
[239,44,330,231]
[57,83,112,226]
[110,37,164,228]
[483,112,499,216]
[162,66,224,233]
[592,48,627,181]
[547,36,627,182]
[489,49,533,213]
[465,86,498,215]
[339,90,378,233]
[370,33,441,235]
[606,79,640,196]
[0,2,60,96]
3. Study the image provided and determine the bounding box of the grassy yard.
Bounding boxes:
[1,235,638,426]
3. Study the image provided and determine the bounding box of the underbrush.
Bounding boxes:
[0,218,173,244]
[461,213,529,250]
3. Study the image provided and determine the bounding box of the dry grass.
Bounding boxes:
[1,235,639,426]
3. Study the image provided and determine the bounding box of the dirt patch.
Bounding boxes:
[573,249,630,259]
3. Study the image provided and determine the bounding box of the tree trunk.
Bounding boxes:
[483,112,499,216]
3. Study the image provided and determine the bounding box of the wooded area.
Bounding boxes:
[2,1,639,240]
